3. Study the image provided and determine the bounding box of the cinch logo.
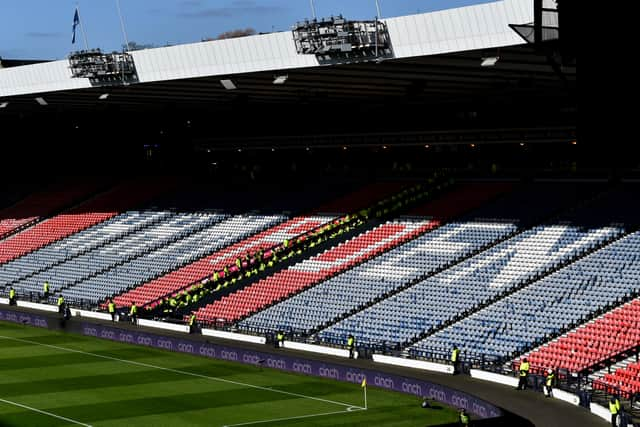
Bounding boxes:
[137,336,152,346]
[243,354,261,364]
[157,339,173,350]
[318,367,340,379]
[34,318,48,328]
[19,315,32,324]
[451,394,469,409]
[374,376,395,389]
[84,327,98,336]
[472,402,488,418]
[6,313,18,322]
[292,363,312,374]
[401,382,422,396]
[100,330,116,340]
[346,371,365,384]
[428,388,446,402]
[266,358,286,369]
[200,346,216,358]
[119,333,134,343]
[177,343,194,353]
[220,350,238,361]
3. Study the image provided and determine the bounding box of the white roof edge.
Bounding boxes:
[0,0,532,98]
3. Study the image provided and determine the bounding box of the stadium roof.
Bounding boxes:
[0,0,538,108]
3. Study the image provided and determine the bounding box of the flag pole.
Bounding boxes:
[115,0,130,51]
[364,383,368,409]
[309,0,317,20]
[76,4,89,50]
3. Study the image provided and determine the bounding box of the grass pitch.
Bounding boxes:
[0,321,459,426]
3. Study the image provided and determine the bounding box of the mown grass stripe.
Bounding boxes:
[0,334,363,411]
[0,397,93,427]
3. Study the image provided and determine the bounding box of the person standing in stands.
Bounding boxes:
[458,408,470,426]
[189,312,197,334]
[451,345,461,375]
[347,334,356,359]
[57,294,65,313]
[107,299,116,322]
[516,358,530,390]
[130,301,138,325]
[609,395,621,427]
[43,281,50,300]
[8,287,16,305]
[544,368,555,398]
[276,330,285,348]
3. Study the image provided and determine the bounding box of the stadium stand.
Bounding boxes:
[519,298,640,375]
[194,219,434,325]
[409,230,636,362]
[113,215,328,308]
[238,182,515,335]
[592,354,640,399]
[0,211,172,286]
[306,183,603,346]
[0,180,104,239]
[9,212,225,299]
[0,178,172,265]
[63,214,286,305]
[112,181,419,309]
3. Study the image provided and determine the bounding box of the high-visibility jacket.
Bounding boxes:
[108,303,115,313]
[451,348,460,362]
[545,373,555,387]
[43,282,50,293]
[609,399,621,414]
[189,315,196,326]
[9,289,15,299]
[130,305,138,315]
[519,361,530,377]
[57,296,64,306]
[277,333,284,342]
[347,337,354,348]
[459,412,469,424]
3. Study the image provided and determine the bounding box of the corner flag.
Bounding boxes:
[361,377,367,388]
[72,8,80,44]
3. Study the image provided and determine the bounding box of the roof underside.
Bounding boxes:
[0,44,574,112]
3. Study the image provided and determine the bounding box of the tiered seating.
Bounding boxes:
[0,181,102,238]
[194,220,432,324]
[113,215,327,308]
[0,211,171,286]
[520,299,640,374]
[11,213,226,297]
[0,179,170,265]
[241,220,514,335]
[65,214,285,305]
[593,357,640,399]
[238,181,518,335]
[410,230,637,361]
[316,224,619,347]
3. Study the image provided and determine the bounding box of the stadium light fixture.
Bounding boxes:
[99,93,110,100]
[220,79,237,90]
[480,56,499,67]
[35,97,48,106]
[0,102,8,109]
[273,75,288,85]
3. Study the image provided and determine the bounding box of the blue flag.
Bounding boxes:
[72,8,80,44]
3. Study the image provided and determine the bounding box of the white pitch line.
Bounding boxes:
[0,335,364,412]
[0,397,93,427]
[223,407,366,427]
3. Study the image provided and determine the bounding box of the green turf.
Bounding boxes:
[0,322,459,427]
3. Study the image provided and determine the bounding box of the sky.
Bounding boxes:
[1,0,492,60]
